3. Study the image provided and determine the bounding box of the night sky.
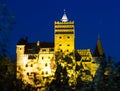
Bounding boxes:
[4,0,120,62]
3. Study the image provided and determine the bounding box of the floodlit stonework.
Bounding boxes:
[16,11,105,87]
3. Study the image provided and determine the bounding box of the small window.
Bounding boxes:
[27,72,29,76]
[59,36,62,39]
[42,71,44,75]
[67,50,69,52]
[45,63,47,67]
[48,57,50,59]
[28,55,36,59]
[42,49,46,51]
[59,44,62,46]
[67,44,70,46]
[60,50,62,52]
[42,57,44,60]
[26,64,28,67]
[20,48,21,50]
[50,48,54,51]
[46,71,48,74]
[67,36,70,39]
[18,66,20,70]
[31,64,33,67]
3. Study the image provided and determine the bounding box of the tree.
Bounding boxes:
[114,61,120,90]
[0,56,15,91]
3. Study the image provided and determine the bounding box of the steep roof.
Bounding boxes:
[17,38,28,45]
[25,43,39,54]
[61,10,68,22]
[24,42,54,54]
[93,37,105,58]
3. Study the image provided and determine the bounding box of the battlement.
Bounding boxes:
[54,21,74,25]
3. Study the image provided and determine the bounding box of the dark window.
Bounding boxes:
[59,44,62,46]
[20,48,21,50]
[67,50,69,52]
[50,48,54,51]
[42,57,44,60]
[59,36,62,39]
[67,44,70,46]
[42,49,46,51]
[67,36,70,39]
[28,55,36,59]
[27,72,29,76]
[26,64,28,67]
[46,71,48,74]
[31,64,33,67]
[18,66,20,70]
[45,63,47,67]
[92,61,95,63]
[42,71,44,75]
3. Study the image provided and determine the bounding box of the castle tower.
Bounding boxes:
[93,36,105,58]
[54,10,75,54]
[16,38,27,66]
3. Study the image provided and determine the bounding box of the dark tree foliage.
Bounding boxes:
[69,50,81,61]
[63,55,72,64]
[0,56,16,91]
[48,63,69,91]
[76,75,84,89]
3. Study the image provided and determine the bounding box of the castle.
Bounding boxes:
[16,11,105,86]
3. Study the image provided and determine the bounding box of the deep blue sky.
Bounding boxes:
[4,0,120,62]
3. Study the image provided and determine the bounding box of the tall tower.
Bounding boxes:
[54,10,75,54]
[93,36,105,58]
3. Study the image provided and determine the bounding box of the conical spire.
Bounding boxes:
[61,9,68,22]
[93,35,105,58]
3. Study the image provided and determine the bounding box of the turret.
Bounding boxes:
[54,10,75,54]
[93,36,105,58]
[16,38,27,66]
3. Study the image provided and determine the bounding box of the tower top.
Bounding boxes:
[93,36,105,58]
[61,9,68,22]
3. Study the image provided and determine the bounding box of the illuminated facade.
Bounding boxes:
[16,11,105,86]
[54,11,74,54]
